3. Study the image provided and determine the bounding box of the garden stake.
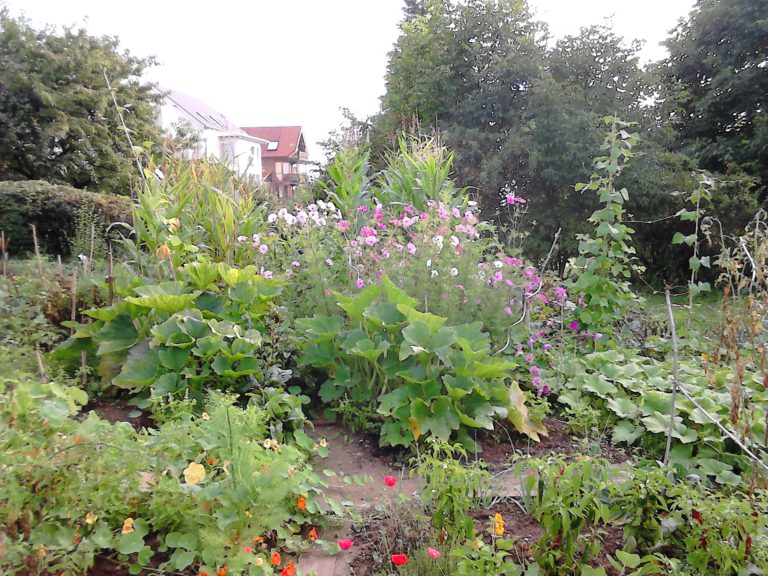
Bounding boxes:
[663,287,679,467]
[81,350,88,388]
[107,248,115,304]
[31,224,43,277]
[35,346,48,383]
[57,255,63,275]
[70,269,78,335]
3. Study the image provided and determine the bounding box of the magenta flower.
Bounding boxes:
[337,220,350,231]
[263,270,273,279]
[356,278,365,289]
[530,365,541,376]
[427,548,441,559]
[568,321,580,332]
[504,306,513,316]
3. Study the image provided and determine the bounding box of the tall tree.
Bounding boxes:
[0,10,161,193]
[659,0,768,198]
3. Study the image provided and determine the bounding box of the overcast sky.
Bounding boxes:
[2,0,694,160]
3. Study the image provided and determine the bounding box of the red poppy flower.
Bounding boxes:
[280,561,296,576]
[391,554,409,566]
[338,538,354,551]
[384,475,397,488]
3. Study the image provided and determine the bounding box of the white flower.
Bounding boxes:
[284,214,297,226]
[431,270,439,278]
[267,213,277,224]
[450,268,459,277]
[252,233,261,243]
[308,203,318,212]
[450,235,460,247]
[432,235,444,247]
[494,260,503,269]
[468,200,478,207]
[317,200,327,210]
[277,208,288,218]
[426,259,432,267]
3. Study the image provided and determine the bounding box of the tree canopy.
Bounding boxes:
[0,10,161,193]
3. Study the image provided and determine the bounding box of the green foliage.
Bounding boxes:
[317,146,372,216]
[659,0,768,194]
[0,10,161,192]
[567,118,643,332]
[124,157,267,274]
[376,135,460,210]
[56,262,285,401]
[296,277,544,450]
[0,180,132,256]
[0,378,325,575]
[414,438,490,539]
[521,456,614,574]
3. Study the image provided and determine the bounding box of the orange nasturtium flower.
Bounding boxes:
[280,561,296,576]
[121,518,135,535]
[271,551,282,566]
[493,513,505,536]
[297,496,307,510]
[308,527,318,541]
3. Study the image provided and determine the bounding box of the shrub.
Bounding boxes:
[0,180,133,257]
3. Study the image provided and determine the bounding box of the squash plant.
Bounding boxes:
[296,276,544,450]
[57,261,284,402]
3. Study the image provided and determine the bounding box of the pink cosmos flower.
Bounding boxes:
[427,548,441,559]
[530,365,541,376]
[407,243,417,255]
[337,220,350,231]
[291,261,300,267]
[504,306,513,316]
[505,193,527,205]
[259,244,268,254]
[356,278,365,289]
[357,206,369,213]
[568,321,580,332]
[263,270,273,279]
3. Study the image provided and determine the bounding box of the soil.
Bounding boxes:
[84,397,154,430]
[480,417,630,473]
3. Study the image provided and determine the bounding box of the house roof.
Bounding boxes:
[241,126,304,158]
[162,90,267,143]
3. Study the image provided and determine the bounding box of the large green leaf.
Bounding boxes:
[95,314,139,355]
[126,292,200,313]
[380,274,418,307]
[113,344,161,389]
[334,284,382,322]
[396,304,447,332]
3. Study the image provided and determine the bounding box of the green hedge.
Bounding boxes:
[0,180,133,257]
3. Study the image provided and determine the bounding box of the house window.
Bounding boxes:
[267,141,278,151]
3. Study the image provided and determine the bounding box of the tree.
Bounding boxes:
[0,10,161,193]
[659,0,768,199]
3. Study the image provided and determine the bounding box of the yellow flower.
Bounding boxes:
[201,412,210,420]
[38,544,48,558]
[121,518,135,535]
[254,557,264,567]
[156,244,171,258]
[168,218,180,232]
[184,462,206,485]
[319,438,328,448]
[85,512,98,526]
[408,417,421,441]
[493,513,505,536]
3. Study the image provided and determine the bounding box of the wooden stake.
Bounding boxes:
[30,224,43,277]
[35,346,48,383]
[107,248,115,304]
[89,223,96,263]
[70,269,78,334]
[57,255,63,275]
[81,350,88,388]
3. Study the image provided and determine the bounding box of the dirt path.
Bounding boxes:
[298,423,419,576]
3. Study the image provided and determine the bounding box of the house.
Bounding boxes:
[240,126,308,198]
[158,89,268,181]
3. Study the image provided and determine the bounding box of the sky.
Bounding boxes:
[2,0,695,161]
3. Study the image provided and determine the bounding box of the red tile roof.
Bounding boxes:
[241,126,304,158]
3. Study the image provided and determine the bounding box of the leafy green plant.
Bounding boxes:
[568,117,643,333]
[296,276,544,450]
[414,438,490,539]
[0,378,326,576]
[55,261,286,402]
[520,456,615,575]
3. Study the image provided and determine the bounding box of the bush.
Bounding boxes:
[0,180,133,257]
